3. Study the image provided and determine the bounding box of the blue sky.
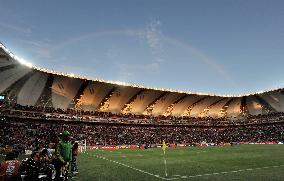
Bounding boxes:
[0,0,284,95]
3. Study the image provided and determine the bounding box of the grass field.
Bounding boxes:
[75,145,284,181]
[1,145,284,180]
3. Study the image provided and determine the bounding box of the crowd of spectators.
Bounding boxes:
[1,104,284,154]
[2,104,284,126]
[1,116,284,153]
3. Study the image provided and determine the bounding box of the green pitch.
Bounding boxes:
[76,145,284,181]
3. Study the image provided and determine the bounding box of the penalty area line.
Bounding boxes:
[86,153,172,180]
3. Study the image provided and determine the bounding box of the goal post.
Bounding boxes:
[77,139,87,153]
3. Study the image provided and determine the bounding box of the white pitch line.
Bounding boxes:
[170,164,284,180]
[91,153,172,180]
[86,153,284,180]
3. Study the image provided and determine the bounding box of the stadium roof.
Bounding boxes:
[1,42,284,118]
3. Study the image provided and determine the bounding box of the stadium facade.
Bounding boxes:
[1,43,284,119]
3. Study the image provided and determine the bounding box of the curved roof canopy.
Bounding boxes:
[1,43,284,118]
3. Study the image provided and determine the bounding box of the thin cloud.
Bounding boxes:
[0,22,32,34]
[145,19,163,54]
[117,62,160,74]
[115,61,161,88]
[19,39,50,48]
[162,36,239,88]
[144,62,160,71]
[28,28,237,88]
[18,39,53,60]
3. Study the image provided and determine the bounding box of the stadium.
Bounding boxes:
[1,39,284,181]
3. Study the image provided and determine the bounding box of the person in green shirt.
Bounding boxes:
[54,130,72,180]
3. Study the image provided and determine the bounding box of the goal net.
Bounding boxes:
[77,139,87,153]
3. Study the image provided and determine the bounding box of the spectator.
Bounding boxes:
[0,152,21,181]
[19,151,40,181]
[71,142,79,176]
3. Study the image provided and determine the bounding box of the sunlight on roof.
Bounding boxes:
[15,55,33,68]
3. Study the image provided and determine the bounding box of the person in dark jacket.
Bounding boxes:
[19,151,40,181]
[71,142,79,175]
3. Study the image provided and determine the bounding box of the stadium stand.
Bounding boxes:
[1,42,284,180]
